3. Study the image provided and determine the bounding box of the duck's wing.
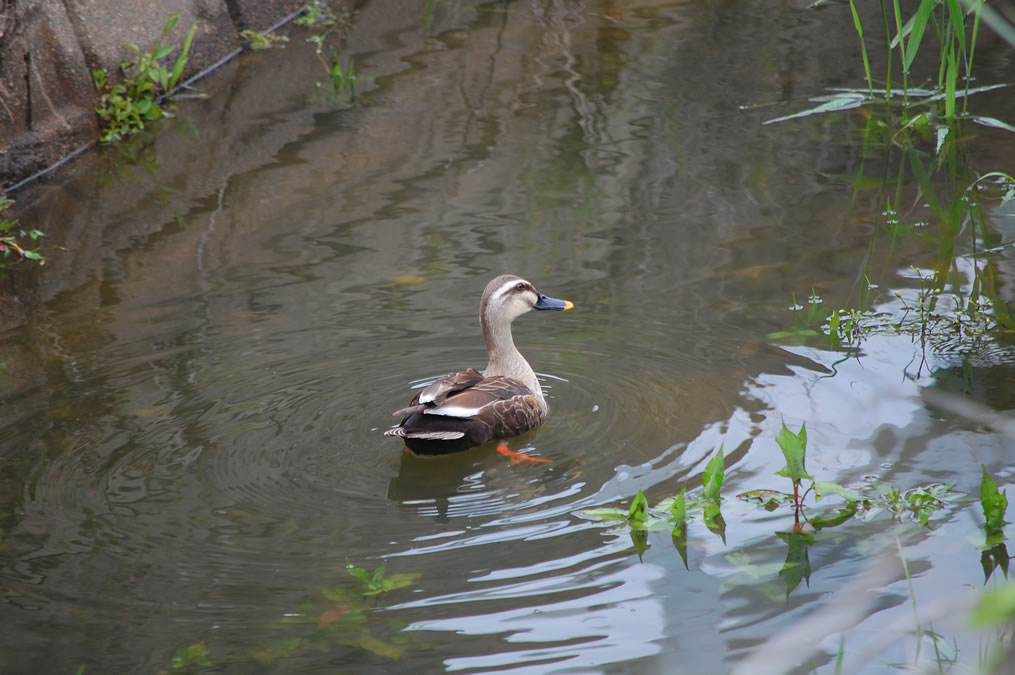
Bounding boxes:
[423,376,537,418]
[386,375,545,444]
[391,368,484,417]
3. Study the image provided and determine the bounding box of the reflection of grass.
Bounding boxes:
[772,168,1015,362]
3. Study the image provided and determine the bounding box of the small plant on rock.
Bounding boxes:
[92,13,197,142]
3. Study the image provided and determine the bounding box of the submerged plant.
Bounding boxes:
[167,560,421,669]
[93,13,197,142]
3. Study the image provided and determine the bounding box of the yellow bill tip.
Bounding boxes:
[563,300,575,311]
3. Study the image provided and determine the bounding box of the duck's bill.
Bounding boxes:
[534,294,574,311]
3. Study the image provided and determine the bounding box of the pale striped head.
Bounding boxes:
[480,274,573,325]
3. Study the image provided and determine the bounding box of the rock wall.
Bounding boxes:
[0,0,309,191]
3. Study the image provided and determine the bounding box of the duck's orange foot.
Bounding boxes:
[496,444,551,465]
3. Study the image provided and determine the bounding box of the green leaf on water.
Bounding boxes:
[669,487,687,523]
[775,421,812,482]
[981,465,1009,533]
[628,490,650,524]
[581,506,632,521]
[809,506,859,529]
[702,447,724,503]
[812,480,863,503]
[737,489,792,511]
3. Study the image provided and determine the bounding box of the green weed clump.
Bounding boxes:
[297,0,358,102]
[92,14,196,143]
[0,198,44,268]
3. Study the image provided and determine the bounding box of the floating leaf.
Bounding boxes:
[763,92,868,125]
[737,489,791,511]
[581,506,632,521]
[809,506,859,529]
[812,480,863,503]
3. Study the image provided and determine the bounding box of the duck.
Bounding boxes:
[385,274,574,462]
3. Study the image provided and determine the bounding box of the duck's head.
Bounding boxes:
[480,274,574,326]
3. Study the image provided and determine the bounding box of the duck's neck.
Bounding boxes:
[481,313,542,397]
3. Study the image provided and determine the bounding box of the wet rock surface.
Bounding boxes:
[0,0,309,191]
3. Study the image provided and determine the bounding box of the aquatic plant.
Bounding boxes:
[0,198,45,268]
[768,0,1015,165]
[240,29,289,51]
[166,560,421,670]
[298,0,358,102]
[581,447,727,560]
[92,14,197,143]
[773,165,1015,365]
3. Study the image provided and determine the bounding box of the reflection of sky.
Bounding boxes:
[383,315,1011,673]
[395,540,668,673]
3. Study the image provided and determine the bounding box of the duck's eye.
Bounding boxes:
[515,282,526,291]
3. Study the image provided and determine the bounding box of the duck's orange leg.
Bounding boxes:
[496,444,551,465]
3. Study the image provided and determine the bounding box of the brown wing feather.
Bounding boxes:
[391,368,484,417]
[426,375,536,413]
[387,374,547,452]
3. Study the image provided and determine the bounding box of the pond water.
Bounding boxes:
[2,0,1015,673]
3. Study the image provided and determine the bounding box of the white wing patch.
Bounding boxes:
[424,404,485,418]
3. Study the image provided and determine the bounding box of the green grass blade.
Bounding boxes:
[944,0,967,62]
[904,0,936,73]
[848,0,873,95]
[945,47,957,118]
[169,24,197,91]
